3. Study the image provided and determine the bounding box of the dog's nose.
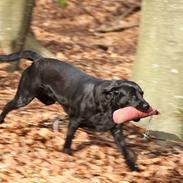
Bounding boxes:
[143,103,150,111]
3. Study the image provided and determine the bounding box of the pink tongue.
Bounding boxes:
[113,106,159,124]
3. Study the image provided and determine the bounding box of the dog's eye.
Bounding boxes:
[114,90,120,95]
[132,95,136,100]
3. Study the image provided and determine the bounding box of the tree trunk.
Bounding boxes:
[131,0,183,141]
[0,0,54,71]
[25,32,56,59]
[0,0,26,52]
[13,0,35,52]
[0,0,32,70]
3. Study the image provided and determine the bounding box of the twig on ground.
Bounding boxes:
[93,1,140,33]
[72,0,101,24]
[93,23,138,33]
[117,2,141,20]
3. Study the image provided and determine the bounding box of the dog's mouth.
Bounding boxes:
[132,107,153,122]
[133,118,140,122]
[113,106,159,124]
[135,103,151,113]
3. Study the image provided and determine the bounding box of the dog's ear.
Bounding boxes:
[102,81,121,101]
[102,81,120,94]
[103,87,120,96]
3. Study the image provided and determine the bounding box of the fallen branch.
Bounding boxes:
[117,2,141,20]
[93,22,138,33]
[93,1,140,33]
[72,1,101,24]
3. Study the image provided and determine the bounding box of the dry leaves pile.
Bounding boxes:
[0,0,183,182]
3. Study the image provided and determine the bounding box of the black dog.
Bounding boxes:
[0,50,150,171]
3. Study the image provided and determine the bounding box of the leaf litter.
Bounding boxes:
[0,0,182,182]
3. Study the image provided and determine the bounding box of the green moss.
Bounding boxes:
[56,0,67,8]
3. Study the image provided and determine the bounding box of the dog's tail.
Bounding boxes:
[0,50,42,62]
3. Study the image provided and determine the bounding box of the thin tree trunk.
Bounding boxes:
[25,32,55,58]
[0,0,34,70]
[132,0,183,141]
[13,0,35,52]
[11,0,35,71]
[0,0,55,71]
[0,0,25,53]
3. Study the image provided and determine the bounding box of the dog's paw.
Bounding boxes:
[126,159,141,172]
[0,116,4,124]
[129,165,140,172]
[63,148,73,155]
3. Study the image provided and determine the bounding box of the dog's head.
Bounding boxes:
[98,80,150,116]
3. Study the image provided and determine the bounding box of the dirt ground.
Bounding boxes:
[0,0,183,182]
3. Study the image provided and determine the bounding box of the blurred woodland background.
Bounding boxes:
[0,0,183,182]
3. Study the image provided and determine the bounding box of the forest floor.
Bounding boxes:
[0,0,183,182]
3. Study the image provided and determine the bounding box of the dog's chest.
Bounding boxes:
[80,112,115,132]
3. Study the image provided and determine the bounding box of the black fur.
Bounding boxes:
[0,50,150,171]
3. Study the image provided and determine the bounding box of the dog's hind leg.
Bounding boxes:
[0,69,35,123]
[0,95,34,123]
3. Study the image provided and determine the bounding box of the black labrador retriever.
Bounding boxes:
[0,50,150,171]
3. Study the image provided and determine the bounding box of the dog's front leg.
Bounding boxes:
[63,119,79,155]
[111,124,139,171]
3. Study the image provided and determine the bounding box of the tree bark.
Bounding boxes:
[25,32,55,59]
[0,0,55,71]
[13,0,35,52]
[0,0,26,53]
[131,0,183,141]
[0,0,35,70]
